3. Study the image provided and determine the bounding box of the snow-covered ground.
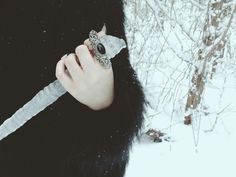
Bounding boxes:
[125,78,236,177]
[125,103,236,177]
[124,1,236,177]
[126,129,236,177]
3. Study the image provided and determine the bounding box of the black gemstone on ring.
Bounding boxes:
[97,43,106,54]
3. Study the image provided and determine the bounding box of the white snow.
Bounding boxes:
[124,1,236,177]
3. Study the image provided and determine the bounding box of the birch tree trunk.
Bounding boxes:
[184,0,236,125]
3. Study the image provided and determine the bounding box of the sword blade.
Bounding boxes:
[0,80,66,140]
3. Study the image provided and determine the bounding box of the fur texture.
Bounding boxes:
[0,1,146,177]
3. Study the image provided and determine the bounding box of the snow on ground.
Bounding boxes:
[125,83,236,177]
[125,125,236,177]
[124,57,236,177]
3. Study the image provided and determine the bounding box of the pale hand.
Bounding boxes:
[55,26,114,110]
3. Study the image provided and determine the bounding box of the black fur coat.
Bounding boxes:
[0,1,146,177]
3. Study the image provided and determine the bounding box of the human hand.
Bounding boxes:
[55,25,114,110]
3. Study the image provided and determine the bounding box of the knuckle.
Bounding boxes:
[55,66,64,79]
[55,71,63,79]
[76,44,87,53]
[65,54,75,64]
[83,39,90,45]
[68,53,75,58]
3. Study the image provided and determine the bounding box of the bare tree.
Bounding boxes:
[124,0,236,144]
[184,1,236,125]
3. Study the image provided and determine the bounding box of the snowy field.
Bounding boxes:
[124,1,236,177]
[125,95,236,177]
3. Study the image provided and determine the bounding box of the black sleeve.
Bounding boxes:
[88,0,147,148]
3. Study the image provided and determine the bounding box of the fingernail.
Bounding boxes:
[61,54,68,60]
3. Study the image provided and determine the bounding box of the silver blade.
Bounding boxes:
[0,80,66,140]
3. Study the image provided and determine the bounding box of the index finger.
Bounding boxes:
[75,45,94,70]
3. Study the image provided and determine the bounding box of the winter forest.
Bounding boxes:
[123,0,236,177]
